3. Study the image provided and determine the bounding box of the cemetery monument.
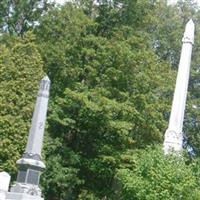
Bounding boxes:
[0,76,50,200]
[163,20,195,154]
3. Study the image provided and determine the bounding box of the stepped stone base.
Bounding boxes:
[6,192,44,200]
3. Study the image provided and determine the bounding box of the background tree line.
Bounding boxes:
[1,0,200,199]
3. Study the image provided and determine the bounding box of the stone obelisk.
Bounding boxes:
[163,20,195,154]
[6,76,50,200]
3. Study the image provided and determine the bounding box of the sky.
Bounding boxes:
[168,0,200,5]
[54,0,67,4]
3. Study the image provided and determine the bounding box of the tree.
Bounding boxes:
[115,146,200,200]
[0,0,51,36]
[36,4,175,199]
[0,33,44,175]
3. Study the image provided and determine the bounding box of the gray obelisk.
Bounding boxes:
[6,76,50,200]
[163,20,195,154]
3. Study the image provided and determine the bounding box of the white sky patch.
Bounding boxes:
[168,0,200,5]
[48,0,68,5]
[54,0,67,4]
[193,105,198,109]
[167,0,178,5]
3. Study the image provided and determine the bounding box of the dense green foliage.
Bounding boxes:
[1,0,200,199]
[0,33,44,174]
[116,147,200,200]
[0,0,52,36]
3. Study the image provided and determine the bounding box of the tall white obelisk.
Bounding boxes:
[6,76,50,200]
[163,20,195,154]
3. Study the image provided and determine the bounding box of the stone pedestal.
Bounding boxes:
[0,193,6,200]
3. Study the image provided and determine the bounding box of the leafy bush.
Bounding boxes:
[116,147,200,200]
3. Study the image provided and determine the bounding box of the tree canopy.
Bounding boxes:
[0,33,44,174]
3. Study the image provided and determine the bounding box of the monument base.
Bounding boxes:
[0,191,6,200]
[163,129,183,154]
[6,192,44,200]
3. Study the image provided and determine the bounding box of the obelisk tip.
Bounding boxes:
[42,75,50,82]
[39,75,51,92]
[189,19,194,24]
[185,19,195,33]
[186,19,194,28]
[183,19,195,44]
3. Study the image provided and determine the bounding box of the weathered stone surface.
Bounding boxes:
[6,192,44,200]
[0,172,11,192]
[0,172,11,200]
[25,76,50,156]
